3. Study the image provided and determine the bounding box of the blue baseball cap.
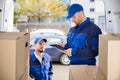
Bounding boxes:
[34,37,47,44]
[66,4,83,19]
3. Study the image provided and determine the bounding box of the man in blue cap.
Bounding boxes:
[29,37,53,80]
[58,4,102,65]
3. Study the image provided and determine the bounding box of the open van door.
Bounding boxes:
[0,0,14,31]
[0,0,5,31]
[103,0,120,33]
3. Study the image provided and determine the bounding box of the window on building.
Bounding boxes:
[90,8,95,12]
[98,16,105,30]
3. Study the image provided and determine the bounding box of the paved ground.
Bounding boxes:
[52,63,69,80]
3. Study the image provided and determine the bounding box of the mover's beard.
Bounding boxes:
[37,49,43,53]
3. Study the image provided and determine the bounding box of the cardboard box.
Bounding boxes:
[96,68,106,80]
[69,65,90,80]
[99,33,120,80]
[0,32,30,80]
[18,65,29,80]
[69,65,105,80]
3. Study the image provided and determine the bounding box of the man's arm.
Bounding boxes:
[70,26,102,58]
[48,60,53,80]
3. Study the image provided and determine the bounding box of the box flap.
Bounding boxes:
[69,65,107,80]
[0,32,29,40]
[100,33,120,40]
[69,65,99,80]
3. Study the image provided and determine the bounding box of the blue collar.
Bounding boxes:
[31,52,38,62]
[72,17,90,38]
[31,52,45,62]
[76,17,90,32]
[79,17,90,27]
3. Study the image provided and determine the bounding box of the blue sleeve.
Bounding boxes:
[29,73,34,79]
[71,26,102,58]
[91,25,102,52]
[48,60,53,80]
[72,38,98,58]
[71,33,88,56]
[92,38,98,51]
[64,27,75,50]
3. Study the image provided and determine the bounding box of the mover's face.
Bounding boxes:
[34,40,45,52]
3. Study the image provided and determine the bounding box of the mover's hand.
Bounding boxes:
[64,48,72,56]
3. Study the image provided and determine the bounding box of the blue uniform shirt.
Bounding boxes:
[64,18,102,65]
[29,50,53,80]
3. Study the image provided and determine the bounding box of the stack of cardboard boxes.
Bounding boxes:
[99,33,120,80]
[0,32,30,80]
[69,33,120,80]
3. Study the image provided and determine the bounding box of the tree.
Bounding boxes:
[14,0,67,23]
